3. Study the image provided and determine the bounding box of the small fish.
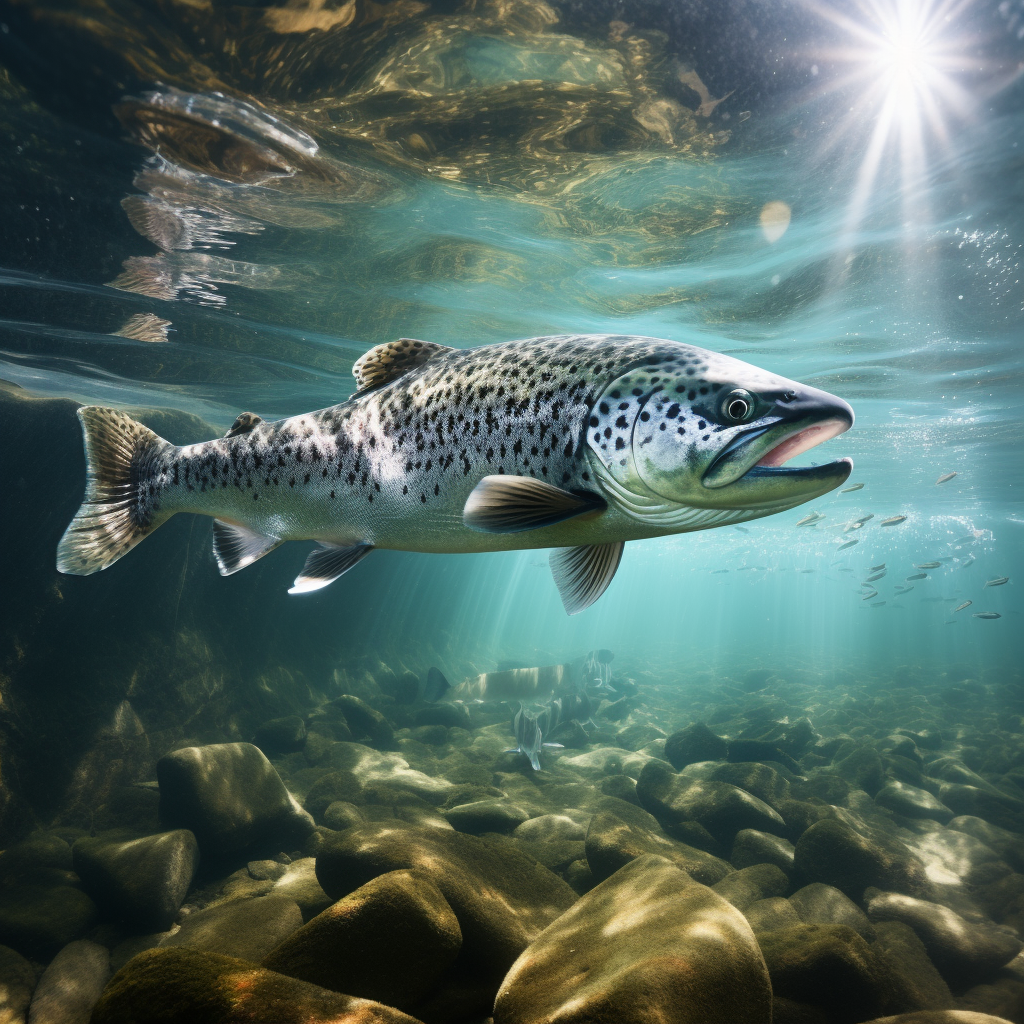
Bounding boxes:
[840,483,865,492]
[862,590,878,600]
[710,569,730,574]
[916,562,941,569]
[797,512,826,527]
[985,577,1010,587]
[838,539,859,550]
[871,601,886,607]
[880,515,908,527]
[797,568,816,574]
[906,573,928,581]
[953,534,977,545]
[55,334,855,616]
[944,620,957,625]
[854,514,874,524]
[865,570,886,582]
[961,556,976,568]
[936,472,957,484]
[870,563,886,571]
[838,567,853,573]
[896,585,914,594]
[733,525,750,533]
[507,706,546,770]
[953,600,972,613]
[973,612,1001,620]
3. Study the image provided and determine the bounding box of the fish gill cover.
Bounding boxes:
[0,1,1022,1021]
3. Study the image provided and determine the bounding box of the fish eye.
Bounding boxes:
[721,389,755,422]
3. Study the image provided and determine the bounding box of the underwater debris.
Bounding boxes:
[110,312,172,343]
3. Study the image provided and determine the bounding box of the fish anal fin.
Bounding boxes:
[212,520,282,575]
[224,412,263,438]
[550,541,625,615]
[464,475,606,534]
[351,338,453,393]
[289,542,373,595]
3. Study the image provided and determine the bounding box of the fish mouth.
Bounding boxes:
[701,402,853,508]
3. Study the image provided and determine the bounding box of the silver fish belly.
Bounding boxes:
[57,333,854,613]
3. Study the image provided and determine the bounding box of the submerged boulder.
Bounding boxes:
[157,742,314,859]
[664,723,728,769]
[315,821,576,982]
[493,854,772,1024]
[26,939,109,1024]
[161,895,303,962]
[0,944,36,1024]
[91,947,422,1024]
[263,869,461,1010]
[72,829,198,931]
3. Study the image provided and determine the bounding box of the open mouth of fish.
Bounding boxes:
[702,406,854,507]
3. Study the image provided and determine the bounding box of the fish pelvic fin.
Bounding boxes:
[549,541,625,615]
[288,541,373,594]
[57,406,175,575]
[212,520,282,575]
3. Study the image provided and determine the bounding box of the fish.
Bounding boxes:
[916,562,941,569]
[871,601,886,607]
[870,563,886,571]
[880,515,908,527]
[796,512,827,527]
[838,539,859,550]
[710,568,730,574]
[961,556,976,568]
[973,612,1002,620]
[944,620,957,625]
[936,472,957,484]
[865,570,886,582]
[985,577,1010,587]
[895,585,914,594]
[906,573,929,581]
[840,482,865,492]
[954,600,972,612]
[443,650,613,703]
[506,706,549,770]
[423,667,451,703]
[862,590,878,600]
[55,334,855,616]
[733,525,750,533]
[797,568,816,574]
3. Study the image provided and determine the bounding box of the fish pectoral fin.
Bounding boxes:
[212,520,282,576]
[463,476,606,534]
[550,541,625,615]
[223,412,263,438]
[351,338,454,393]
[288,542,374,595]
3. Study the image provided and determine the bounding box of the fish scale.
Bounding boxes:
[56,332,855,614]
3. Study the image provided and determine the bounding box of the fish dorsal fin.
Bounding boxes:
[352,338,453,392]
[212,520,282,575]
[288,541,373,594]
[224,412,263,438]
[463,475,606,534]
[549,541,625,615]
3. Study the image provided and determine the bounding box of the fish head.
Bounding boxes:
[586,346,853,519]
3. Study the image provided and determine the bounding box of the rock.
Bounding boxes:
[866,891,1022,988]
[493,854,772,1024]
[664,723,728,770]
[690,761,790,810]
[162,895,303,961]
[304,772,363,820]
[872,920,954,1012]
[727,740,801,773]
[835,746,887,797]
[322,801,365,831]
[876,782,954,823]
[584,810,733,885]
[315,821,576,983]
[0,944,36,1024]
[263,869,461,1010]
[321,743,455,806]
[248,860,289,881]
[157,742,314,859]
[415,704,471,730]
[253,716,307,755]
[636,760,786,843]
[712,863,789,912]
[940,786,1024,833]
[614,724,666,751]
[270,859,334,921]
[328,695,396,749]
[513,814,587,842]
[91,947,422,1024]
[794,819,929,900]
[446,800,530,835]
[600,775,640,804]
[746,897,803,932]
[732,829,796,872]
[410,725,448,745]
[863,1014,1017,1023]
[789,882,875,940]
[71,829,198,931]
[559,747,653,779]
[663,818,727,856]
[26,940,109,1024]
[0,884,98,960]
[757,923,892,1022]
[0,836,72,880]
[949,817,1024,873]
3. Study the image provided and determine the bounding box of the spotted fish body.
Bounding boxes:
[57,334,854,613]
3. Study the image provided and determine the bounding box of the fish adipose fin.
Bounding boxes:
[223,412,263,438]
[288,542,374,594]
[463,476,606,534]
[212,520,282,575]
[550,541,625,615]
[352,338,453,393]
[56,406,172,575]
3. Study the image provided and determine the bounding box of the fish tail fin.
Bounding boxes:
[56,406,175,575]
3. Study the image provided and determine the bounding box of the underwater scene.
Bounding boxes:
[0,0,1023,1021]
